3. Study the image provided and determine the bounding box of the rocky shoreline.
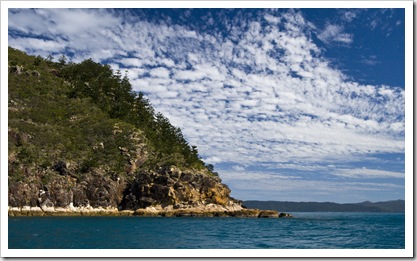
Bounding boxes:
[8,204,291,218]
[8,165,294,218]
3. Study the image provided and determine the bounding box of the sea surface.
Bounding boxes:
[8,212,404,249]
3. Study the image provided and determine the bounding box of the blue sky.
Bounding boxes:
[8,7,406,203]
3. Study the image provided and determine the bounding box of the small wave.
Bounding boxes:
[256,242,272,248]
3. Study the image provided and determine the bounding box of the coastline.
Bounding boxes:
[8,205,287,218]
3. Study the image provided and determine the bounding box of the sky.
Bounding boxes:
[7,7,407,203]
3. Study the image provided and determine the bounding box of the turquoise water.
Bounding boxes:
[8,212,404,249]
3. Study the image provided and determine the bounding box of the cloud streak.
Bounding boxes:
[221,169,404,202]
[317,24,353,45]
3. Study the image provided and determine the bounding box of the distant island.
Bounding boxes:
[243,200,405,213]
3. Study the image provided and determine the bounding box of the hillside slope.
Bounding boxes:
[8,47,261,216]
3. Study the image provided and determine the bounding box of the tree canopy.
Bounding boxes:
[59,54,207,170]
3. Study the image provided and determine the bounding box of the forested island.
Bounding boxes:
[8,47,288,218]
[244,200,405,213]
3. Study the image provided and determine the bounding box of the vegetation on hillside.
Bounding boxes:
[8,47,215,187]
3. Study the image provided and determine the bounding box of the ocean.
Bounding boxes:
[8,212,404,249]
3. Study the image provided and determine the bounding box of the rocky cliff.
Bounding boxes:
[8,162,282,217]
[8,164,247,216]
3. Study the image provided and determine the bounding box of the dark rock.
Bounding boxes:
[279,212,293,218]
[40,198,54,209]
[31,70,41,77]
[8,179,39,207]
[258,210,279,218]
[49,69,60,77]
[9,65,24,75]
[179,172,193,182]
[155,175,168,185]
[140,197,157,206]
[53,161,69,175]
[41,175,75,207]
[122,194,139,210]
[231,209,260,218]
[83,171,123,208]
[72,182,90,207]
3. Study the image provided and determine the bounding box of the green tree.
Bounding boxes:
[58,55,207,170]
[33,55,43,66]
[58,54,67,66]
[46,55,54,62]
[206,164,214,172]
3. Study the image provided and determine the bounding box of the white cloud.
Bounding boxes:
[232,165,246,172]
[318,24,353,45]
[264,14,280,24]
[52,9,118,35]
[149,67,171,78]
[361,55,380,66]
[342,11,358,22]
[220,169,403,202]
[119,57,142,68]
[334,168,404,179]
[160,58,176,67]
[173,69,206,81]
[9,37,66,53]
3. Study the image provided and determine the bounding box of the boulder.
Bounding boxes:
[279,212,293,218]
[53,161,67,175]
[258,210,279,218]
[30,70,41,77]
[9,65,23,75]
[40,198,54,211]
[49,69,60,77]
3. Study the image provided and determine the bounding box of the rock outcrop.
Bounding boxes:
[279,212,293,218]
[9,65,40,77]
[8,164,284,218]
[9,167,124,209]
[121,166,236,210]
